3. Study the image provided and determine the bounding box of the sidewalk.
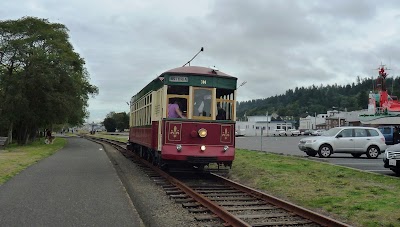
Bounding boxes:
[0,137,143,227]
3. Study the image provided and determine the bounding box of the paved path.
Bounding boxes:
[0,137,143,227]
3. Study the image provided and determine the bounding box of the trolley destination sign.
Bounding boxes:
[169,76,188,83]
[165,74,236,90]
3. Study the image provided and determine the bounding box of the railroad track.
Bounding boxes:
[85,136,351,227]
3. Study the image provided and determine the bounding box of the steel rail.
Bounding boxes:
[90,136,251,227]
[211,173,352,227]
[129,152,251,227]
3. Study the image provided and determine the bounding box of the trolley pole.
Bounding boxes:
[260,127,263,152]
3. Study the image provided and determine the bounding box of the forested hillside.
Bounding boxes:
[237,76,400,119]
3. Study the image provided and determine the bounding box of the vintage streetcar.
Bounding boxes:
[127,65,237,170]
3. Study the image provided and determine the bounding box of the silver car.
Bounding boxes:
[298,126,387,158]
[383,144,400,175]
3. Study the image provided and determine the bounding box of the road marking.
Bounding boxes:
[99,148,103,150]
[367,169,392,172]
[337,163,381,165]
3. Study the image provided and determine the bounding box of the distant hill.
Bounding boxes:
[237,76,400,120]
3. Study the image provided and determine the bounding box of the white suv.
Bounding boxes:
[269,129,287,136]
[287,129,301,136]
[298,126,387,158]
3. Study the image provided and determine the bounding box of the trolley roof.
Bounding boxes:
[162,66,236,78]
[131,66,237,102]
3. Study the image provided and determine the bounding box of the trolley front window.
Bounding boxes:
[193,88,212,117]
[166,85,235,121]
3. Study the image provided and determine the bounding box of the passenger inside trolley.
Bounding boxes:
[168,99,185,118]
[216,103,226,120]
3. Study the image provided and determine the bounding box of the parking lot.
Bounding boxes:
[235,135,396,177]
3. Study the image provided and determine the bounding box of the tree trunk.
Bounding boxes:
[23,125,29,145]
[7,122,13,144]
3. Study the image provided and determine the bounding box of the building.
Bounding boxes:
[236,115,295,136]
[299,110,369,131]
[238,109,375,136]
[299,113,329,131]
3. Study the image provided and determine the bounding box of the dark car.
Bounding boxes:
[378,126,400,145]
[303,130,313,136]
[383,144,400,175]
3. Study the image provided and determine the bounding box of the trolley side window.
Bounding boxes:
[216,88,235,120]
[167,85,189,118]
[131,91,152,126]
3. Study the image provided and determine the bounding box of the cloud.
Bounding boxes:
[2,0,400,122]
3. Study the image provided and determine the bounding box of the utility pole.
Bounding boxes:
[260,126,263,152]
[314,112,317,129]
[266,111,269,136]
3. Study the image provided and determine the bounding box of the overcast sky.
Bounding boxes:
[2,0,400,123]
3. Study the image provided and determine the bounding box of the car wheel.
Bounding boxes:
[305,151,317,157]
[366,145,380,159]
[318,144,332,158]
[351,153,362,158]
[393,169,400,176]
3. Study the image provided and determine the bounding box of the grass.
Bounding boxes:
[230,149,400,227]
[0,138,67,185]
[85,132,128,143]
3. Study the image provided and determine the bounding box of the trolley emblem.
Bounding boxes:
[167,123,182,141]
[170,126,180,138]
[222,128,230,140]
[220,125,232,143]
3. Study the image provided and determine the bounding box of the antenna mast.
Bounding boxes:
[182,47,204,67]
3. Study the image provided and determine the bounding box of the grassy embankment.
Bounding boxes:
[0,138,67,185]
[230,149,400,227]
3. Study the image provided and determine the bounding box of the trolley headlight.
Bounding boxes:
[200,145,206,151]
[198,128,207,138]
[176,144,182,152]
[223,145,229,152]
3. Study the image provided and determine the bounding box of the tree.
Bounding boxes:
[236,75,383,120]
[105,112,129,132]
[0,17,98,144]
[103,117,117,132]
[357,91,368,109]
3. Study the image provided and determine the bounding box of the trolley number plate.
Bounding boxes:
[389,159,397,166]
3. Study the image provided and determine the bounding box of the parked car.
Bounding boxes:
[298,126,387,158]
[235,129,245,137]
[287,129,301,136]
[383,144,400,175]
[378,126,399,145]
[302,130,313,136]
[311,129,325,136]
[270,129,287,136]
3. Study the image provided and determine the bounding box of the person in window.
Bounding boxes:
[194,89,212,116]
[216,103,226,120]
[168,99,185,118]
[194,94,205,116]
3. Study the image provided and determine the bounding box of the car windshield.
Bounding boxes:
[321,128,342,136]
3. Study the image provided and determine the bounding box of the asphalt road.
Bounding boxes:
[235,135,397,177]
[0,137,143,226]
